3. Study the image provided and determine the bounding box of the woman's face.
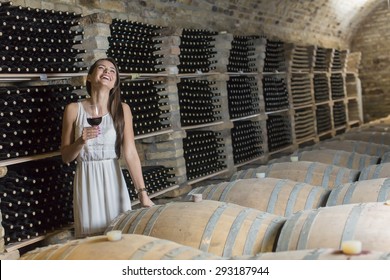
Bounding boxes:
[88,60,117,91]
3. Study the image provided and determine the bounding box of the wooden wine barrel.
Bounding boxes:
[380,151,390,163]
[231,248,390,260]
[318,140,390,157]
[105,200,287,258]
[358,162,390,180]
[298,149,379,170]
[184,178,330,216]
[326,178,390,206]
[19,234,222,260]
[276,202,390,252]
[230,161,360,189]
[341,131,390,145]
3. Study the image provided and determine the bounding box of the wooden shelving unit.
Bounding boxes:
[0,8,363,255]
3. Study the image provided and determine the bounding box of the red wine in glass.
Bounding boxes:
[87,117,102,126]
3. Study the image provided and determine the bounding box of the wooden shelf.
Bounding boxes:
[231,113,263,122]
[0,73,86,82]
[0,152,61,168]
[181,121,224,130]
[134,128,174,140]
[187,168,229,185]
[234,154,266,168]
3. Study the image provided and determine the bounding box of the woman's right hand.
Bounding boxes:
[82,126,100,143]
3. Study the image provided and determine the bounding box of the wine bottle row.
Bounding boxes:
[107,18,164,73]
[263,40,286,73]
[316,105,332,133]
[313,74,329,102]
[0,157,75,244]
[266,115,293,152]
[0,84,82,160]
[227,36,258,73]
[183,130,226,181]
[121,80,171,135]
[314,47,331,72]
[331,73,345,99]
[294,108,316,140]
[228,76,261,119]
[331,49,343,71]
[290,45,312,72]
[231,120,264,164]
[178,29,217,74]
[122,166,176,201]
[290,74,312,106]
[178,78,222,126]
[333,102,347,127]
[262,76,289,112]
[0,2,85,73]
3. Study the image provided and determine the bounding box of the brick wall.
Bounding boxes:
[351,2,390,122]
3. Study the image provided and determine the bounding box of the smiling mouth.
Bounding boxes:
[101,75,111,81]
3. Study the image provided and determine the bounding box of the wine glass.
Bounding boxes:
[87,104,102,127]
[86,104,103,145]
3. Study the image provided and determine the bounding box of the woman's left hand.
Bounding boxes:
[138,191,155,207]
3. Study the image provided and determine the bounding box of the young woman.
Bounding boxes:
[61,57,154,238]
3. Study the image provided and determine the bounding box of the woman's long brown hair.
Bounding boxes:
[86,57,124,158]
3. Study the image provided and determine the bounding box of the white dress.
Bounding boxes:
[73,102,131,238]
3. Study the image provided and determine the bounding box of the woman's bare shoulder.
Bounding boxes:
[121,102,132,115]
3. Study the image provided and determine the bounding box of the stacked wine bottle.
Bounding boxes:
[314,47,331,72]
[227,36,258,73]
[330,73,345,100]
[0,84,82,160]
[0,1,85,73]
[183,130,226,181]
[227,76,260,119]
[178,28,217,74]
[177,78,222,126]
[331,49,343,71]
[313,74,329,102]
[231,120,264,164]
[294,108,316,140]
[263,40,286,73]
[316,105,332,133]
[262,76,289,112]
[266,114,292,152]
[121,80,171,135]
[107,18,164,73]
[290,45,312,72]
[290,74,312,107]
[0,157,75,244]
[122,166,176,201]
[333,101,347,127]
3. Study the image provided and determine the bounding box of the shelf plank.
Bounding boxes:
[181,121,224,130]
[187,169,229,185]
[134,129,174,140]
[0,152,61,167]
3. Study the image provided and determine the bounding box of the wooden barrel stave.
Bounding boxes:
[326,178,390,206]
[276,202,390,252]
[231,161,360,189]
[318,140,390,157]
[231,248,390,260]
[298,149,379,170]
[184,178,330,216]
[358,162,390,180]
[19,234,222,260]
[105,200,287,258]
